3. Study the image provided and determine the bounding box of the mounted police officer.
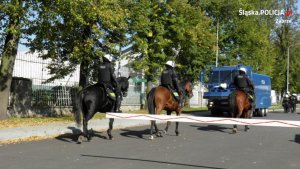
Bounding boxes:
[160,60,183,107]
[282,93,290,113]
[233,67,255,102]
[98,55,122,112]
[289,94,298,113]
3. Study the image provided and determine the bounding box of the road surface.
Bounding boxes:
[1,110,299,169]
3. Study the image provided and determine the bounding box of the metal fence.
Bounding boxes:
[12,52,208,110]
[12,52,144,108]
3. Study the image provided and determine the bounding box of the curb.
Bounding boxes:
[0,118,154,143]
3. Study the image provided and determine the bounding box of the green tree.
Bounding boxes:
[0,0,37,120]
[26,0,128,87]
[272,0,299,94]
[127,0,215,92]
[198,0,276,75]
[166,0,215,81]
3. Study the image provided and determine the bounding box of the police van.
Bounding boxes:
[200,64,271,117]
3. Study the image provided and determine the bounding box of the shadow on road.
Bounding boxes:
[182,110,210,117]
[294,134,300,144]
[120,128,151,140]
[54,127,81,143]
[55,127,107,143]
[190,124,231,133]
[81,154,226,169]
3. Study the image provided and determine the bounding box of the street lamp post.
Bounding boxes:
[216,19,219,67]
[287,43,300,93]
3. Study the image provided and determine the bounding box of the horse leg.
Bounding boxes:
[175,111,181,136]
[175,122,180,136]
[77,117,87,144]
[153,106,163,137]
[164,111,172,135]
[107,118,114,140]
[244,110,251,132]
[77,116,90,143]
[164,121,171,134]
[154,121,163,137]
[233,109,242,134]
[150,120,155,140]
[79,103,98,142]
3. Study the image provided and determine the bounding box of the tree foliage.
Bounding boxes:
[127,0,215,83]
[0,0,38,119]
[1,0,300,119]
[26,0,129,85]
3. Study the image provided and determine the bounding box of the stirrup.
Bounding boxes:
[248,94,253,101]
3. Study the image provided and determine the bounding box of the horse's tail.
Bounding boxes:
[147,88,156,114]
[228,91,236,117]
[74,90,83,127]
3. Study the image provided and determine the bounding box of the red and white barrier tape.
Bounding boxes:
[106,113,300,128]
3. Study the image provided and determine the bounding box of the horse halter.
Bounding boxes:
[122,90,128,97]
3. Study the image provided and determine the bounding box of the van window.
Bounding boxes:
[209,70,239,83]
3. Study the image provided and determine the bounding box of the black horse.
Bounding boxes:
[75,76,130,143]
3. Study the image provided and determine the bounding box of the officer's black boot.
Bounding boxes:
[178,94,184,108]
[115,95,122,112]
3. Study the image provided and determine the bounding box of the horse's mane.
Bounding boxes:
[180,79,190,86]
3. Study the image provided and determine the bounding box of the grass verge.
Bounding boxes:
[0,107,208,129]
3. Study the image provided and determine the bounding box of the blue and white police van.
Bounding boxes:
[200,64,271,117]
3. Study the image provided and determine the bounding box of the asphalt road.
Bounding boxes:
[1,110,300,169]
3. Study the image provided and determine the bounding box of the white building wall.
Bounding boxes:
[13,52,80,86]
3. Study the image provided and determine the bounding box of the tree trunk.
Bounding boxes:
[144,79,153,110]
[0,15,21,120]
[79,60,89,88]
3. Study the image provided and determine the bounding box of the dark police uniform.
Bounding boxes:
[161,65,183,107]
[233,71,254,101]
[99,56,122,112]
[289,95,297,113]
[282,96,290,113]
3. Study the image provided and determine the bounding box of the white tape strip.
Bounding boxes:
[106,113,300,128]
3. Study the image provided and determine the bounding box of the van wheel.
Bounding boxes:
[257,109,264,117]
[211,108,217,116]
[263,108,268,116]
[253,109,258,117]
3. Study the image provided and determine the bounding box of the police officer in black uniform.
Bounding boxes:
[282,94,290,113]
[233,67,255,102]
[289,94,298,113]
[160,60,183,107]
[99,55,122,112]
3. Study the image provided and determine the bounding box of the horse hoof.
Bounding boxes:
[232,128,237,134]
[149,135,154,140]
[156,133,162,137]
[108,135,114,140]
[163,130,167,135]
[244,126,250,132]
[159,131,164,137]
[90,128,95,135]
[77,135,84,144]
[107,129,113,140]
[176,132,180,136]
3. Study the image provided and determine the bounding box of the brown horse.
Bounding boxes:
[229,90,253,133]
[147,80,193,140]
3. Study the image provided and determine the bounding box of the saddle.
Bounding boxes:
[99,83,116,101]
[161,85,180,101]
[240,88,254,102]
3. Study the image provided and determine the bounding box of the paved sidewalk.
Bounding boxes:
[0,108,287,143]
[0,118,151,143]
